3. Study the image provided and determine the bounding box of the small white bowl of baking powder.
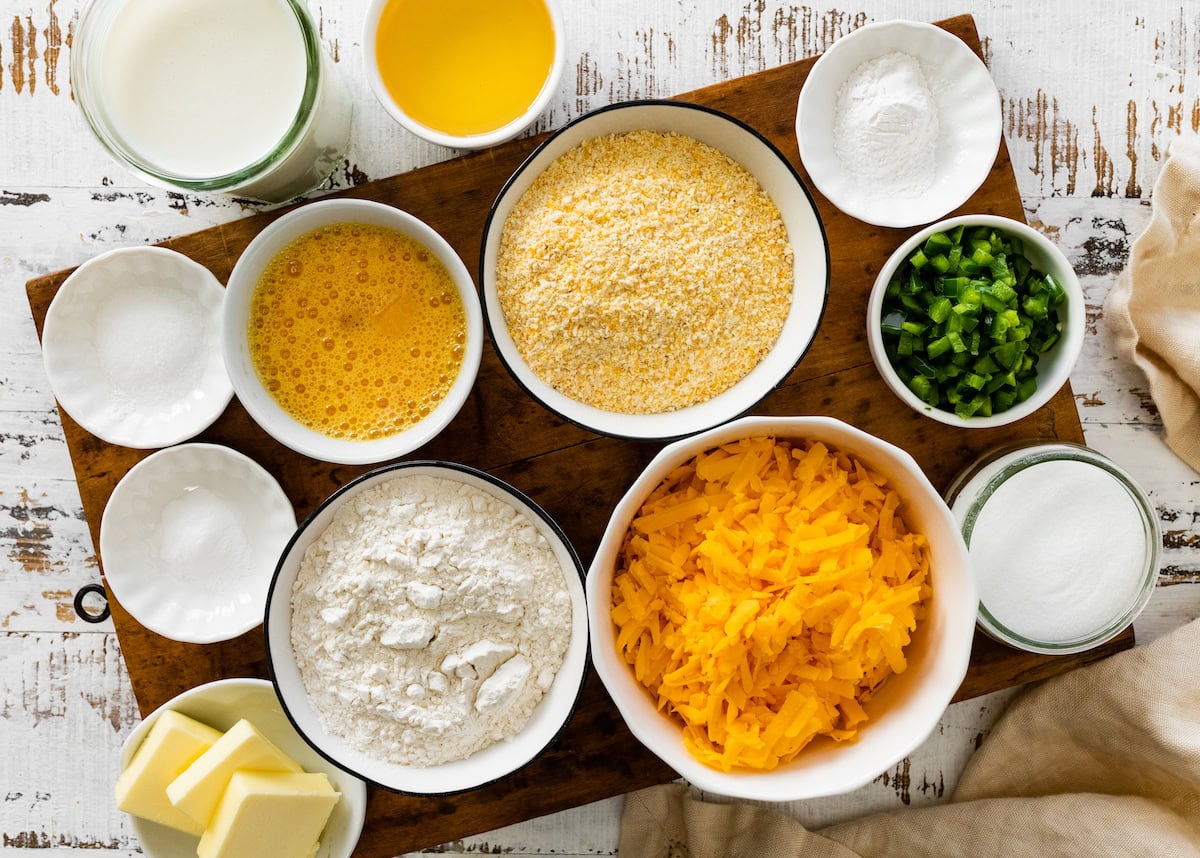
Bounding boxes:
[796,19,1002,228]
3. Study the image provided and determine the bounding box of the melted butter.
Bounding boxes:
[248,222,466,441]
[374,0,555,137]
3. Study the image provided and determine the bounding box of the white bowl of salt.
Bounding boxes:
[795,19,1001,228]
[42,246,234,448]
[100,443,296,643]
[946,442,1161,654]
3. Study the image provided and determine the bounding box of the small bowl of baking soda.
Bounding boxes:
[264,461,588,793]
[946,442,1161,654]
[795,19,1001,228]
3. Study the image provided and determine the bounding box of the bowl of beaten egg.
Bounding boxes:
[223,199,483,465]
[480,100,830,440]
[587,415,976,801]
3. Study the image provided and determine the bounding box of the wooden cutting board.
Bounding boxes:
[25,13,1130,855]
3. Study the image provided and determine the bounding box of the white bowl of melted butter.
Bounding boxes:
[222,198,483,465]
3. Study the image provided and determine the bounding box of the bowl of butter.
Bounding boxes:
[114,678,366,858]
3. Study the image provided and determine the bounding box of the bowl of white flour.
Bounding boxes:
[795,19,1001,228]
[264,461,588,793]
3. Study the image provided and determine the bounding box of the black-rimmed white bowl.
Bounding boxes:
[479,100,830,441]
[264,461,588,794]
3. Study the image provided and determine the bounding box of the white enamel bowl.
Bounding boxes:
[587,415,977,801]
[264,461,589,794]
[222,198,483,465]
[866,214,1085,428]
[480,100,830,441]
[118,678,366,858]
[796,19,1002,228]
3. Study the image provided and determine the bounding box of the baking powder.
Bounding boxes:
[832,51,939,197]
[290,473,572,766]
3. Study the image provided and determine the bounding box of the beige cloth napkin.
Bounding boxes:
[1106,134,1200,474]
[619,618,1200,857]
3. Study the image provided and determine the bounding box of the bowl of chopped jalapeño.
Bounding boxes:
[867,214,1084,428]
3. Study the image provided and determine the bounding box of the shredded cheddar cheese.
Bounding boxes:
[611,436,931,772]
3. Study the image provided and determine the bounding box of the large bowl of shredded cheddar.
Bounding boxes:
[586,415,976,800]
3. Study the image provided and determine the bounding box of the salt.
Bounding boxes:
[91,279,209,419]
[963,458,1149,643]
[832,51,939,197]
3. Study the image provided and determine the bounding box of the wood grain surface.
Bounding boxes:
[22,14,1132,855]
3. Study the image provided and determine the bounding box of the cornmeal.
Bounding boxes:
[495,130,793,414]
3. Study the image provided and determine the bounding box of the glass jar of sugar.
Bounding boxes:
[945,442,1160,655]
[72,0,351,203]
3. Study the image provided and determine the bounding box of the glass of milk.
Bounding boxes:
[72,0,352,203]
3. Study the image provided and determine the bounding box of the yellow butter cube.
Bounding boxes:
[166,718,303,827]
[114,709,223,836]
[196,771,339,858]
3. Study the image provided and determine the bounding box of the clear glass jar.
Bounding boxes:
[71,0,351,203]
[945,441,1160,655]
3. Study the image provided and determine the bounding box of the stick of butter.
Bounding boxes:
[115,709,224,835]
[166,718,303,828]
[197,770,339,858]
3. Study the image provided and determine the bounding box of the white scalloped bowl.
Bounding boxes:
[796,19,1002,228]
[99,443,297,643]
[42,246,233,448]
[119,678,366,858]
[587,415,976,801]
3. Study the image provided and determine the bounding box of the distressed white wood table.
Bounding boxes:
[3,1,1198,854]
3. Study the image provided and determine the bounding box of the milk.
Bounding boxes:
[79,0,351,201]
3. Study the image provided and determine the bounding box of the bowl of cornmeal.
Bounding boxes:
[222,198,484,465]
[479,100,830,441]
[264,461,589,794]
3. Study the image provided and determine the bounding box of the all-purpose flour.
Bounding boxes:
[832,51,940,197]
[290,473,572,766]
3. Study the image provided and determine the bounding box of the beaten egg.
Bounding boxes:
[247,222,466,441]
